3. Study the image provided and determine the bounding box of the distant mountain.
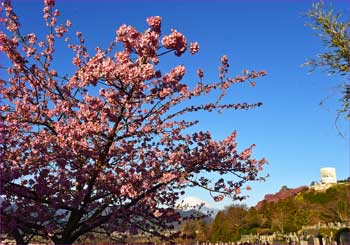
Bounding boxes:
[177,196,219,219]
[179,196,215,210]
[177,209,213,224]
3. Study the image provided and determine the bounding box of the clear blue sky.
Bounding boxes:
[6,0,350,209]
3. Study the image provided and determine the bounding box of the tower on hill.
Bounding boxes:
[311,167,337,191]
[320,167,337,184]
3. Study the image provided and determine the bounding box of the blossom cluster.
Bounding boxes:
[146,16,161,33]
[161,29,187,56]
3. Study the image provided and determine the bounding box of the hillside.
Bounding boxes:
[175,182,350,243]
[256,185,308,209]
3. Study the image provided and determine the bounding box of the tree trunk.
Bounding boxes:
[54,239,73,244]
[14,237,27,245]
[53,235,75,245]
[13,229,27,245]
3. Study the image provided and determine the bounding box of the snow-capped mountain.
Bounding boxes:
[177,196,219,218]
[179,196,214,210]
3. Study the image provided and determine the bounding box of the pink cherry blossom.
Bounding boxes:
[65,19,72,27]
[146,16,161,32]
[197,68,204,78]
[44,0,55,7]
[214,195,224,202]
[189,41,199,55]
[27,33,37,44]
[55,25,67,37]
[161,29,187,56]
[53,9,59,17]
[0,1,268,243]
[153,210,163,218]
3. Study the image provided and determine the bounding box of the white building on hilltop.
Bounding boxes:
[320,167,337,184]
[311,167,337,191]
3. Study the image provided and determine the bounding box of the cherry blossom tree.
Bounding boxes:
[0,0,267,244]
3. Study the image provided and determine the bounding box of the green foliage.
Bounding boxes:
[338,178,350,183]
[210,211,230,242]
[319,227,338,237]
[303,189,334,204]
[175,219,210,243]
[303,1,350,121]
[208,183,350,241]
[209,205,248,242]
[304,1,350,75]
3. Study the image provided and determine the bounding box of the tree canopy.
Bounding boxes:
[0,0,267,244]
